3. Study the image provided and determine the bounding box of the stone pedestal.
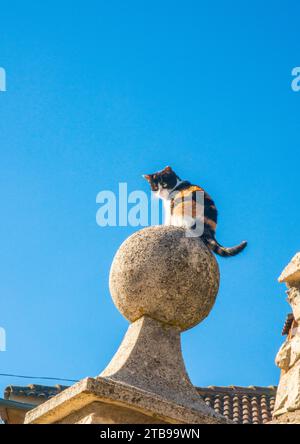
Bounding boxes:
[25,377,227,424]
[25,226,228,424]
[100,316,208,410]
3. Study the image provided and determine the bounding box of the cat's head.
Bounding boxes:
[143,166,180,192]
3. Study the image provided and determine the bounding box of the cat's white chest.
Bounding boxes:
[156,188,170,200]
[163,199,171,225]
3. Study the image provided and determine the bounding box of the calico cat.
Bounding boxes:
[143,166,247,257]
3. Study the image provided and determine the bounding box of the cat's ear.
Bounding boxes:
[142,174,151,182]
[164,166,173,173]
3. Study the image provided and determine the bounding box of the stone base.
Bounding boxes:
[24,377,229,424]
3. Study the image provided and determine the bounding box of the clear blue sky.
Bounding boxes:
[0,1,299,396]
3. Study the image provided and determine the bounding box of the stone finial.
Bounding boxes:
[109,225,219,331]
[101,225,226,423]
[25,225,227,424]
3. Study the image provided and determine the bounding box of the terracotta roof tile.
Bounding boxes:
[196,386,276,424]
[4,384,68,402]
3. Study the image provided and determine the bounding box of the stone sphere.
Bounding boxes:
[109,226,220,332]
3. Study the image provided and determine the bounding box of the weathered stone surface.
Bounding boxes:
[274,334,300,417]
[269,410,300,424]
[274,254,300,420]
[24,377,229,424]
[279,253,300,287]
[109,225,219,331]
[100,316,217,414]
[286,287,300,324]
[58,401,168,424]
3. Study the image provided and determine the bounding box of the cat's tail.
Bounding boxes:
[204,237,247,257]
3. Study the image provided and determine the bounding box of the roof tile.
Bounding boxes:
[197,386,276,424]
